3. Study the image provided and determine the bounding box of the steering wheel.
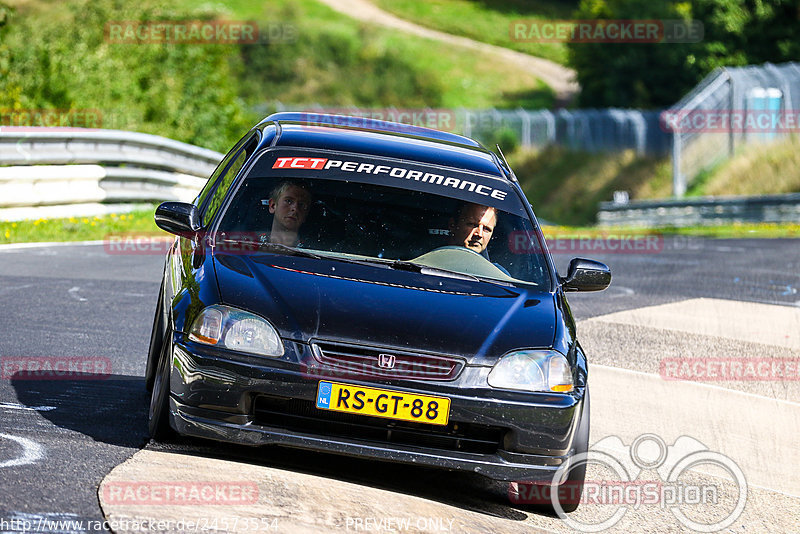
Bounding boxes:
[429,245,487,258]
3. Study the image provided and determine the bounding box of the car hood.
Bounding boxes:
[213,252,556,365]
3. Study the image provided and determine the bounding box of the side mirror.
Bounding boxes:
[155,202,201,237]
[560,258,611,292]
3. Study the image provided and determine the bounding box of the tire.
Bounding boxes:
[554,388,590,514]
[509,389,589,513]
[145,280,166,392]
[148,325,175,440]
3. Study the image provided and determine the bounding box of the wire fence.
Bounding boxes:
[261,103,671,157]
[460,108,670,156]
[663,62,800,196]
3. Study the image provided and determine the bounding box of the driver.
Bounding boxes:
[448,203,497,255]
[267,179,312,246]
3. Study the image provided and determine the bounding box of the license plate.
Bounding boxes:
[315,381,450,426]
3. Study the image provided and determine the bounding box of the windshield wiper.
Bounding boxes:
[385,260,481,282]
[254,243,394,269]
[223,243,521,286]
[392,260,522,287]
[257,242,325,259]
[214,239,325,260]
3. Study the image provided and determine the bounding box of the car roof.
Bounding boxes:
[257,112,509,178]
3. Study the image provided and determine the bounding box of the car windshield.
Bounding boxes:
[215,165,551,288]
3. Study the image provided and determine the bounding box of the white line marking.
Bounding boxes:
[607,285,635,297]
[0,284,34,296]
[68,286,87,302]
[0,402,56,412]
[0,433,45,468]
[0,240,106,252]
[593,363,800,407]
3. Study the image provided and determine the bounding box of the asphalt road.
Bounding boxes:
[0,237,798,532]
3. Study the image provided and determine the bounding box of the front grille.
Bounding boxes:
[253,396,505,454]
[311,341,464,381]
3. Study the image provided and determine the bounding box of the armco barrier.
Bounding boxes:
[598,193,800,227]
[0,128,223,221]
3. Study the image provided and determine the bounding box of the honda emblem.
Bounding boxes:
[377,353,396,369]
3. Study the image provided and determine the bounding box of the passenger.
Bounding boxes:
[448,202,497,255]
[267,179,312,247]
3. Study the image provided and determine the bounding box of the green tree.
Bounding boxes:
[568,0,800,108]
[0,0,253,150]
[691,0,800,72]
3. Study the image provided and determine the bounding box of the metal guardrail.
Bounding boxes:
[0,128,223,220]
[598,193,800,227]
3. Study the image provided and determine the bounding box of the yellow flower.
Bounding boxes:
[4,230,9,239]
[111,213,118,218]
[91,221,96,227]
[69,217,76,224]
[34,220,40,226]
[82,218,89,224]
[120,214,127,221]
[11,223,17,228]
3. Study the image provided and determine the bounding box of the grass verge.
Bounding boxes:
[510,146,673,226]
[176,0,556,109]
[0,208,164,245]
[542,223,800,239]
[697,136,800,196]
[2,0,554,159]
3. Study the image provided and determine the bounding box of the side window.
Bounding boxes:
[196,132,253,213]
[203,135,259,226]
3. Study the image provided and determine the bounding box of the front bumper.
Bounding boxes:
[167,338,585,483]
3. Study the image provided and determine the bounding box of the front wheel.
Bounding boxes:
[145,279,167,392]
[509,389,589,513]
[148,326,175,439]
[553,388,590,513]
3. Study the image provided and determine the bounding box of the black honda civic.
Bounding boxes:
[145,112,610,512]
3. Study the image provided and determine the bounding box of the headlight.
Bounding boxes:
[188,305,284,357]
[487,350,573,393]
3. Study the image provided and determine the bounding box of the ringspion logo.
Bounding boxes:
[511,434,746,532]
